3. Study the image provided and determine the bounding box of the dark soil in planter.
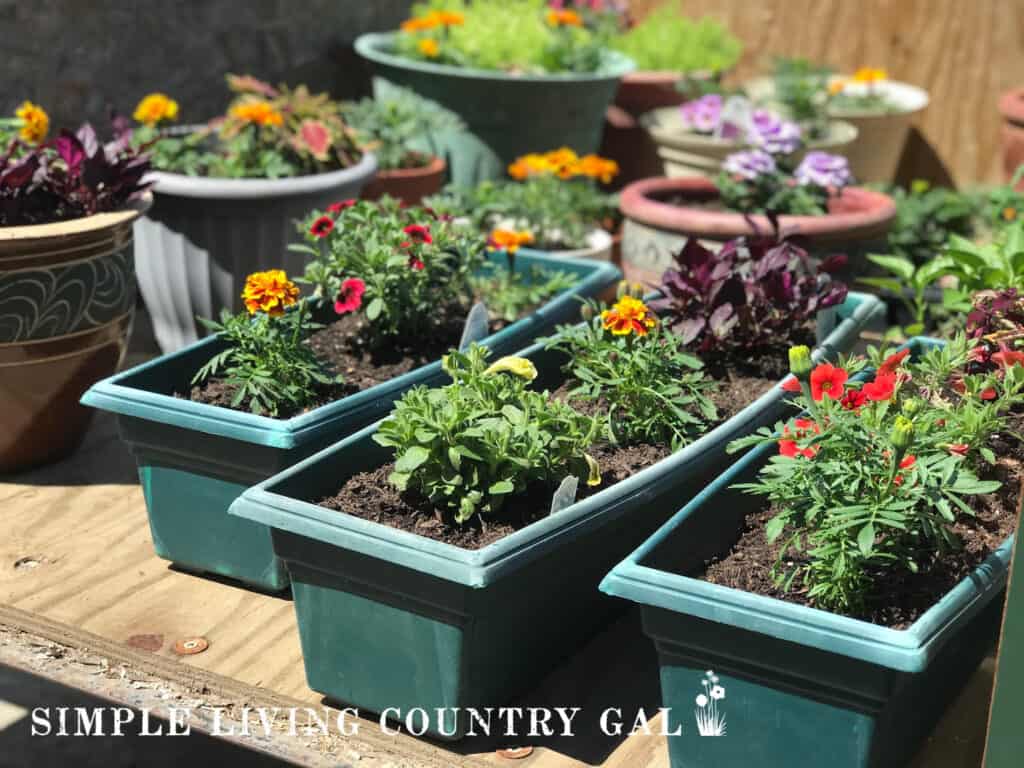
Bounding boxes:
[699,414,1024,629]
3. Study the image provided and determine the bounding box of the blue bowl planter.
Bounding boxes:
[599,336,1013,768]
[227,292,882,737]
[80,252,620,593]
[354,32,634,187]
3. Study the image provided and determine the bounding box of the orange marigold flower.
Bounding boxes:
[1004,207,1018,222]
[230,100,284,127]
[852,67,888,84]
[418,38,440,58]
[487,229,535,254]
[133,92,179,126]
[242,270,299,317]
[547,8,584,27]
[600,295,657,337]
[15,100,49,144]
[577,154,619,183]
[436,10,465,25]
[827,79,847,96]
[401,14,438,32]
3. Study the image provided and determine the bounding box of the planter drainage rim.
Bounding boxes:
[231,292,882,588]
[81,253,621,450]
[144,152,379,200]
[355,32,635,84]
[600,337,1014,674]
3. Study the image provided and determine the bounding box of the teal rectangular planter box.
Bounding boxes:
[228,293,883,736]
[81,252,620,592]
[599,337,1014,768]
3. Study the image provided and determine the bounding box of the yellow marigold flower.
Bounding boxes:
[15,101,48,144]
[241,269,299,317]
[487,229,535,254]
[577,154,619,183]
[418,38,441,58]
[133,92,179,126]
[601,295,657,337]
[547,8,584,27]
[852,67,888,84]
[230,100,284,127]
[484,356,538,381]
[828,79,847,96]
[1003,206,1018,222]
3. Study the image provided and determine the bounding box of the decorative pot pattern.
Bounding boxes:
[134,153,378,353]
[0,196,151,472]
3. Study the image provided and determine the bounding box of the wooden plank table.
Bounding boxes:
[0,411,996,767]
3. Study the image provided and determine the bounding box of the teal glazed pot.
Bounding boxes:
[600,338,1013,768]
[228,293,883,736]
[81,252,621,592]
[354,32,634,186]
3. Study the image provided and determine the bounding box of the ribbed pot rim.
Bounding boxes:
[0,192,152,243]
[355,31,635,84]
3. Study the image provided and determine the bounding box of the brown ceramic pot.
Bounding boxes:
[0,195,151,472]
[999,87,1024,190]
[360,155,447,205]
[618,176,896,286]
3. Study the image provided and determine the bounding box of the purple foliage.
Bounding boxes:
[0,120,151,226]
[652,231,849,354]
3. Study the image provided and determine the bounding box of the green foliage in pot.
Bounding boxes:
[373,344,601,524]
[394,0,612,74]
[611,2,741,74]
[729,336,1024,614]
[765,57,833,140]
[341,87,462,171]
[981,165,1024,234]
[942,219,1024,296]
[131,75,362,179]
[882,180,977,266]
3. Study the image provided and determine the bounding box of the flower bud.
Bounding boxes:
[616,280,630,300]
[901,398,922,416]
[789,345,812,380]
[580,303,594,321]
[484,356,538,382]
[890,416,914,453]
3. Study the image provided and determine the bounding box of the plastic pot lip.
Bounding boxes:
[999,86,1024,126]
[228,291,882,588]
[354,31,635,84]
[0,192,152,242]
[518,227,614,258]
[79,251,621,449]
[619,176,897,242]
[599,335,1014,674]
[145,152,378,200]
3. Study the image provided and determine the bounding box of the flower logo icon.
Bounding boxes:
[695,671,726,736]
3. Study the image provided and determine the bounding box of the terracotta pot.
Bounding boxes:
[999,86,1024,190]
[360,155,447,205]
[618,176,896,285]
[0,195,151,472]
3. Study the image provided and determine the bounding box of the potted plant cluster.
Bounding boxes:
[129,76,378,352]
[428,146,621,261]
[0,102,152,472]
[748,61,929,183]
[82,198,620,590]
[602,302,1024,766]
[342,86,461,205]
[228,227,882,736]
[355,0,634,186]
[619,139,896,284]
[641,93,857,179]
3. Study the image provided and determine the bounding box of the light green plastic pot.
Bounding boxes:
[228,292,883,737]
[354,32,634,186]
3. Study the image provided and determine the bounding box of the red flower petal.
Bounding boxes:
[310,215,335,238]
[862,373,897,402]
[809,363,848,401]
[878,348,910,376]
[326,199,356,214]
[781,376,802,392]
[334,277,365,315]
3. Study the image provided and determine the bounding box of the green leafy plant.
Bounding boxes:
[132,75,362,178]
[295,198,486,346]
[470,263,577,323]
[981,165,1024,233]
[546,290,718,450]
[373,344,601,524]
[611,2,741,74]
[766,57,833,138]
[341,87,462,171]
[942,219,1024,294]
[728,338,1024,613]
[192,270,338,416]
[858,253,963,338]
[884,180,977,265]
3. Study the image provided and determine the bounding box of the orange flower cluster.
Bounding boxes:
[400,10,465,32]
[230,100,284,127]
[546,8,583,27]
[242,270,299,317]
[601,296,657,337]
[487,229,535,254]
[507,148,619,184]
[15,101,49,144]
[133,93,179,126]
[831,67,888,95]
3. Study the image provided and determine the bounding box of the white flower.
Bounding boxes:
[711,685,725,700]
[711,675,719,684]
[695,694,708,708]
[702,679,709,687]
[706,670,713,676]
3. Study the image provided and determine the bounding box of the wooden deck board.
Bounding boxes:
[0,412,992,767]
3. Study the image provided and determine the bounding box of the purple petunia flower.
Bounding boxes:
[747,109,803,155]
[794,152,854,188]
[722,149,777,180]
[680,94,723,134]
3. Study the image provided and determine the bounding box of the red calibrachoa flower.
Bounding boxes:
[778,418,821,458]
[408,255,425,271]
[809,362,848,401]
[877,348,910,377]
[310,215,334,238]
[327,199,356,214]
[403,223,432,244]
[862,372,897,402]
[334,277,365,315]
[840,388,867,411]
[781,376,802,393]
